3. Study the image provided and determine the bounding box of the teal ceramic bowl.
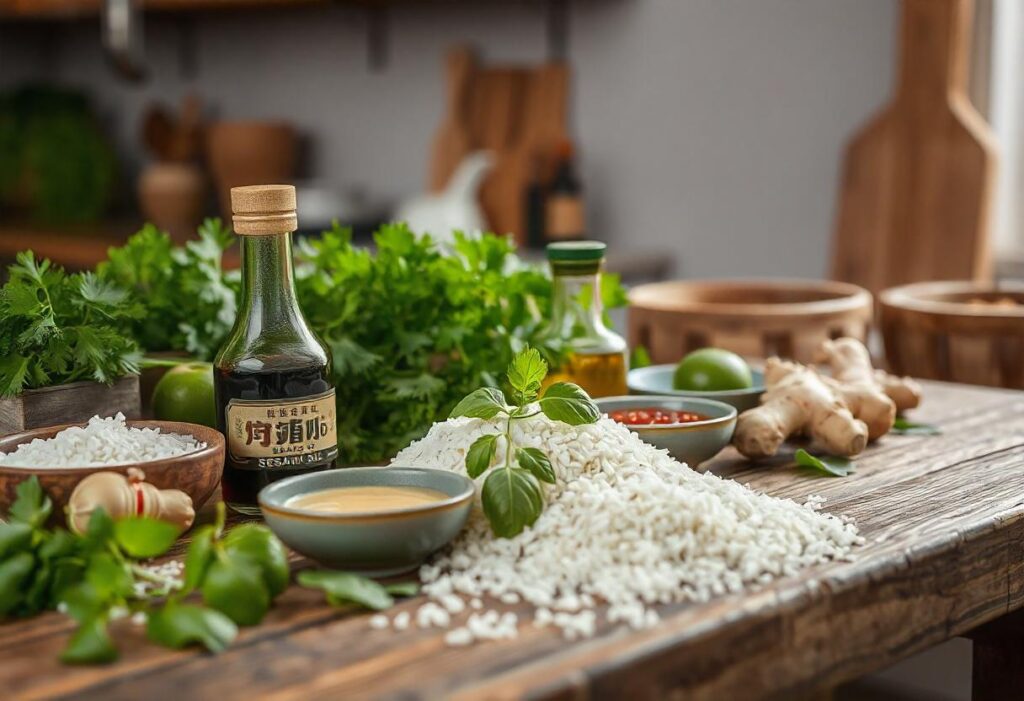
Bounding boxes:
[259,467,474,576]
[595,396,737,467]
[628,364,765,412]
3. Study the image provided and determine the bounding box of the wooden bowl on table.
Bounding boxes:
[628,278,872,364]
[0,420,224,525]
[880,281,1024,388]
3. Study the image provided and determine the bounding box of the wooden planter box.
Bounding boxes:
[0,375,141,436]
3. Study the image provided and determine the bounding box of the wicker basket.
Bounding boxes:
[628,279,873,364]
[880,281,1024,388]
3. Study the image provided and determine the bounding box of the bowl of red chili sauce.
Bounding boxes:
[595,396,737,468]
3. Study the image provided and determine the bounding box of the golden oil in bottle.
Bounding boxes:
[541,242,628,398]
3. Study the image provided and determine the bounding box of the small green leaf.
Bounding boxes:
[85,552,134,601]
[481,467,544,538]
[297,570,394,611]
[182,525,216,594]
[222,524,290,598]
[466,434,499,478]
[384,581,420,598]
[630,346,652,369]
[114,518,182,559]
[794,449,855,478]
[539,382,600,426]
[0,522,33,559]
[506,347,548,404]
[0,552,35,616]
[892,417,942,435]
[61,617,117,665]
[83,509,115,547]
[9,477,52,528]
[147,602,238,653]
[517,447,556,484]
[201,553,271,626]
[60,582,105,623]
[449,387,507,420]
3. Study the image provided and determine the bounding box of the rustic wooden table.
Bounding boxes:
[4,379,1024,700]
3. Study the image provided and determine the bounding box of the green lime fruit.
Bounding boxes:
[152,362,217,428]
[673,348,753,392]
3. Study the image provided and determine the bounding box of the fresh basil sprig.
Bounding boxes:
[450,347,600,537]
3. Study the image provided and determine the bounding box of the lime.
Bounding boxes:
[673,348,753,392]
[152,362,217,428]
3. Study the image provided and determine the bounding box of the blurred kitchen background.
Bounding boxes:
[1,1,1022,698]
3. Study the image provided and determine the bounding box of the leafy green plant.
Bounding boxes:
[294,224,624,465]
[0,252,143,397]
[794,449,855,478]
[891,417,941,435]
[297,570,418,610]
[450,347,599,537]
[98,219,238,360]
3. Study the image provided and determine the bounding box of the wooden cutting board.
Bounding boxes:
[832,0,997,297]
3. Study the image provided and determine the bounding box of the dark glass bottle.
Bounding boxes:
[544,140,585,242]
[214,185,338,515]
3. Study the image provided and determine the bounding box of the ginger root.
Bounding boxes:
[733,337,922,459]
[67,468,195,534]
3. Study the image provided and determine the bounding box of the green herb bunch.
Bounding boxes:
[296,225,546,463]
[98,219,238,360]
[0,252,143,397]
[449,347,600,537]
[0,478,418,665]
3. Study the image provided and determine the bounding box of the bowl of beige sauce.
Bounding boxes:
[258,466,474,576]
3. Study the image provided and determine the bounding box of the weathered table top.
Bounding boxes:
[4,379,1024,701]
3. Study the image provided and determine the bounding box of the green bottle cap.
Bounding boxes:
[546,241,607,261]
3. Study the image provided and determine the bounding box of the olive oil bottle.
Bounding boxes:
[214,185,338,515]
[541,241,628,397]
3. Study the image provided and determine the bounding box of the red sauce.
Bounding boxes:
[609,408,708,426]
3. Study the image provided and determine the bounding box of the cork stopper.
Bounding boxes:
[231,184,298,235]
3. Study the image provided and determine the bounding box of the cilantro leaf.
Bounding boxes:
[61,617,118,665]
[147,602,237,653]
[9,476,52,528]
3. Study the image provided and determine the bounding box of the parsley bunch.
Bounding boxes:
[449,348,600,537]
[97,219,238,360]
[0,252,143,397]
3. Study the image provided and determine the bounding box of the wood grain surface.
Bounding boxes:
[3,380,1024,700]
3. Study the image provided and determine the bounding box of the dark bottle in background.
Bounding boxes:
[524,154,547,249]
[544,139,586,242]
[214,184,338,515]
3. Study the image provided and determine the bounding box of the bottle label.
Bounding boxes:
[546,195,586,240]
[225,389,338,469]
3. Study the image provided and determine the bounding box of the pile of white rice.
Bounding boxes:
[381,414,861,645]
[0,413,205,467]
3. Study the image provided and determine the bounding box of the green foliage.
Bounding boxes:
[0,252,143,397]
[891,417,941,435]
[297,570,395,610]
[449,347,600,537]
[294,224,591,465]
[0,85,117,224]
[98,219,237,359]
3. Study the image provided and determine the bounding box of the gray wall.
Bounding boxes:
[3,0,896,278]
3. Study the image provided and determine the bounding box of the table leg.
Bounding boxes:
[966,610,1024,701]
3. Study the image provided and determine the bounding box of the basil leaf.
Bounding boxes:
[147,602,238,653]
[0,522,33,559]
[114,517,182,559]
[481,467,544,538]
[449,387,507,420]
[222,524,290,598]
[39,529,79,561]
[182,525,216,594]
[201,553,270,626]
[892,417,942,435]
[517,447,556,484]
[83,509,115,548]
[539,382,600,426]
[9,476,51,528]
[297,569,394,611]
[0,552,35,616]
[466,434,499,478]
[384,581,420,598]
[506,347,547,404]
[85,552,134,601]
[60,582,105,623]
[794,449,855,477]
[60,617,117,665]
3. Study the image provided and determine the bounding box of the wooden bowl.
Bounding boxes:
[0,420,224,524]
[628,278,872,364]
[880,281,1024,388]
